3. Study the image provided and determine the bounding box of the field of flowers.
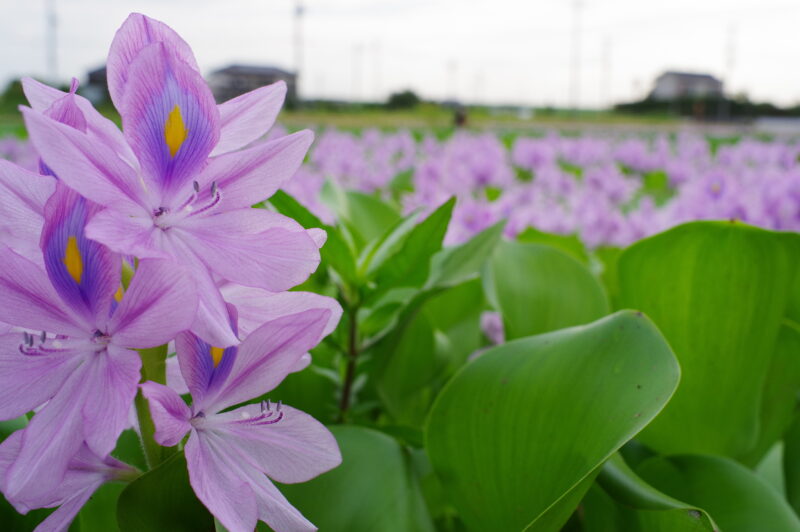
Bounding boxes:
[2,12,800,532]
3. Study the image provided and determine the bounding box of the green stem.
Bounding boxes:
[337,306,360,423]
[136,344,176,469]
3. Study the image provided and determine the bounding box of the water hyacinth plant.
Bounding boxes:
[2,11,800,532]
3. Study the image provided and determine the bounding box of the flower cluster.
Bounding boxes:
[0,13,341,532]
[283,128,800,247]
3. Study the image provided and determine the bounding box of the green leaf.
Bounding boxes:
[590,453,716,530]
[78,482,126,532]
[425,220,505,289]
[425,311,680,532]
[117,452,212,532]
[742,321,800,465]
[784,414,800,516]
[618,221,800,457]
[358,211,421,278]
[321,181,401,247]
[638,454,800,531]
[373,198,455,291]
[516,227,589,264]
[264,189,324,228]
[594,246,622,309]
[279,425,434,532]
[375,280,484,426]
[485,240,609,340]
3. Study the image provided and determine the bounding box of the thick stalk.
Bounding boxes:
[337,306,359,422]
[136,344,175,469]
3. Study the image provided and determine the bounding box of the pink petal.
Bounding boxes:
[176,209,320,292]
[107,13,200,109]
[84,207,170,259]
[33,481,100,532]
[185,433,259,532]
[187,432,315,532]
[0,160,55,263]
[211,81,287,156]
[22,77,139,170]
[215,403,341,484]
[120,42,219,205]
[206,309,330,413]
[0,244,89,336]
[166,355,190,395]
[0,331,82,420]
[221,285,342,339]
[81,346,142,457]
[22,108,148,210]
[198,130,313,210]
[140,381,192,447]
[107,259,198,348]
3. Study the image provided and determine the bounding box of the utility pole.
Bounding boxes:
[293,1,304,101]
[371,40,381,102]
[721,23,737,120]
[602,36,612,110]
[447,59,458,102]
[569,0,583,114]
[45,0,58,84]
[351,43,363,102]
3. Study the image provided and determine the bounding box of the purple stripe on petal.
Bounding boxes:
[40,184,120,325]
[107,13,200,109]
[121,42,219,205]
[43,79,87,133]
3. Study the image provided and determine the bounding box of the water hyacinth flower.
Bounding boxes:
[0,183,196,501]
[22,13,321,347]
[0,431,136,532]
[142,308,341,532]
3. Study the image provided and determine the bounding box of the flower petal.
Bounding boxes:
[81,346,141,457]
[0,331,82,420]
[221,285,342,339]
[140,381,191,447]
[84,207,170,259]
[0,160,55,263]
[185,432,259,532]
[107,258,197,348]
[166,355,189,395]
[0,244,89,336]
[120,42,219,204]
[176,209,320,292]
[22,77,139,169]
[2,362,91,501]
[210,81,287,156]
[198,130,313,210]
[214,403,341,484]
[33,480,101,532]
[41,184,121,326]
[107,13,200,109]
[187,431,315,532]
[22,107,148,210]
[205,309,330,413]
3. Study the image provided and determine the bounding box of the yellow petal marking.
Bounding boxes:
[114,285,124,303]
[63,236,83,284]
[210,346,225,367]
[164,104,188,158]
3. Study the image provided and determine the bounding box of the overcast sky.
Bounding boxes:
[2,0,799,107]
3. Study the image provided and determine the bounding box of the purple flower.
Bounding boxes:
[142,307,341,532]
[21,13,320,347]
[0,182,196,502]
[0,430,135,532]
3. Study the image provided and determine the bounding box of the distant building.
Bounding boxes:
[82,65,108,105]
[649,71,723,101]
[208,65,297,104]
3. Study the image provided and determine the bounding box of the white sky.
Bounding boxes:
[1,0,799,108]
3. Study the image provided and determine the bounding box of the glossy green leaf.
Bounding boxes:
[589,453,716,530]
[639,454,800,531]
[516,227,589,264]
[425,311,680,532]
[321,181,401,247]
[279,425,434,532]
[117,452,212,532]
[373,197,454,290]
[743,321,800,465]
[485,240,609,339]
[784,414,800,516]
[425,220,505,289]
[375,280,483,426]
[78,482,125,532]
[618,221,800,457]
